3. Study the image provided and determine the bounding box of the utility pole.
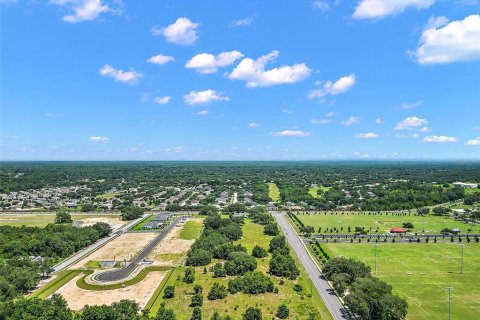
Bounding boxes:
[460,244,464,275]
[374,243,378,275]
[445,287,452,320]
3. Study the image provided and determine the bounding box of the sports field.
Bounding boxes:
[267,182,280,202]
[296,213,480,234]
[0,213,122,227]
[323,243,480,320]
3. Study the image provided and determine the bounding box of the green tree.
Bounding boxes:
[264,223,280,236]
[276,304,290,319]
[190,293,203,307]
[184,267,195,283]
[163,285,175,299]
[191,306,202,320]
[224,251,257,276]
[156,303,176,320]
[207,282,228,300]
[251,245,268,258]
[55,212,72,224]
[243,307,262,320]
[120,206,144,221]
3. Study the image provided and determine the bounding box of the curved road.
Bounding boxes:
[95,216,183,282]
[273,213,351,320]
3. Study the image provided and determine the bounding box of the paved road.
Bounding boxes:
[273,213,351,320]
[94,216,184,282]
[52,215,148,273]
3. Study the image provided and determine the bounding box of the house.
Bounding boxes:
[452,182,478,189]
[390,227,407,234]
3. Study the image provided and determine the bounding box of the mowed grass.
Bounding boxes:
[0,214,121,227]
[296,213,480,234]
[267,182,280,202]
[30,270,85,299]
[96,192,122,199]
[323,243,480,320]
[162,219,331,320]
[179,219,203,240]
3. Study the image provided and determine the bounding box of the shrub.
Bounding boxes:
[207,283,228,300]
[251,245,268,258]
[276,304,290,319]
[163,286,175,299]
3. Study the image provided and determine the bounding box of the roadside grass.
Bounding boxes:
[146,268,181,317]
[131,214,155,231]
[295,213,480,234]
[162,219,331,320]
[76,266,170,291]
[179,219,203,240]
[0,214,121,227]
[267,182,280,202]
[30,270,85,299]
[323,243,480,320]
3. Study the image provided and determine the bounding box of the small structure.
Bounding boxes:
[390,227,408,234]
[99,260,116,268]
[452,228,461,234]
[143,212,173,229]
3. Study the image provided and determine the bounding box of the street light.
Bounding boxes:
[374,244,379,275]
[445,287,453,320]
[460,244,464,275]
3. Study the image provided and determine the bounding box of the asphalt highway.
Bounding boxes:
[273,212,351,320]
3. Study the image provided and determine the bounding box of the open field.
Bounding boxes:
[148,222,196,267]
[0,213,122,227]
[70,232,157,269]
[161,219,332,320]
[296,213,480,234]
[96,192,123,199]
[323,243,480,320]
[267,182,280,202]
[179,218,203,240]
[308,186,331,198]
[146,268,180,316]
[30,270,85,299]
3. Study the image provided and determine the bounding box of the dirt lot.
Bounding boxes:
[76,216,126,231]
[148,224,195,266]
[70,233,157,269]
[56,271,166,310]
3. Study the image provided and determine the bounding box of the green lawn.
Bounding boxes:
[146,268,181,317]
[267,182,280,202]
[179,219,203,240]
[323,243,480,320]
[161,220,332,320]
[30,270,85,299]
[131,214,155,231]
[308,187,319,198]
[0,214,121,227]
[295,213,480,234]
[96,192,122,199]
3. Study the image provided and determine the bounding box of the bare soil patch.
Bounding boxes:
[55,271,166,310]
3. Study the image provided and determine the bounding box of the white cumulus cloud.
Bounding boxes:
[51,0,110,23]
[183,89,229,105]
[229,16,255,28]
[228,50,311,88]
[411,15,480,64]
[271,130,311,137]
[311,118,333,124]
[354,132,379,139]
[248,122,259,128]
[196,110,209,116]
[353,0,435,20]
[341,116,360,126]
[401,100,422,110]
[423,135,459,143]
[89,136,109,142]
[308,74,356,99]
[153,96,171,105]
[466,137,480,146]
[395,116,428,130]
[99,64,142,84]
[151,17,199,45]
[147,54,175,65]
[185,51,244,74]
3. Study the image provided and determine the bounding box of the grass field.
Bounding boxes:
[179,219,203,240]
[161,220,332,320]
[323,243,480,320]
[30,270,86,299]
[267,182,280,202]
[131,214,155,230]
[295,213,480,234]
[96,192,122,199]
[146,268,181,316]
[0,213,121,227]
[308,186,331,199]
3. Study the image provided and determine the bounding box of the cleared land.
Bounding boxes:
[267,182,280,202]
[148,221,198,267]
[0,213,122,227]
[56,271,167,310]
[161,219,332,320]
[323,243,480,320]
[179,219,203,240]
[70,232,157,269]
[296,213,480,234]
[308,186,331,198]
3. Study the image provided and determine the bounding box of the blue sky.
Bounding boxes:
[1,0,480,160]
